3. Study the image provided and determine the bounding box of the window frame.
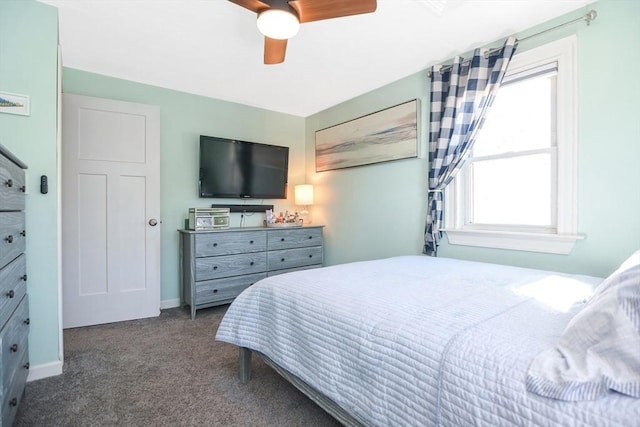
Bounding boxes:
[464,147,558,232]
[443,35,583,254]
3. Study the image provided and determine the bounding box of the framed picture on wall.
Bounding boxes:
[0,91,30,116]
[315,99,418,172]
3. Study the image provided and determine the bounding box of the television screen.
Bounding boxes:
[199,135,289,199]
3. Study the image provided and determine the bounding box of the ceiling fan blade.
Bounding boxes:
[228,0,270,13]
[264,37,288,64]
[290,0,377,23]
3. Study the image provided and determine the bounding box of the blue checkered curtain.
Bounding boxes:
[424,37,517,256]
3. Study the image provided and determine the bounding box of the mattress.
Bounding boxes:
[215,255,640,426]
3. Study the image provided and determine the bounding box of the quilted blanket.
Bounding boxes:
[215,256,640,426]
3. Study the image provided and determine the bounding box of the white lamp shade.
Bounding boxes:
[294,184,314,206]
[257,9,300,40]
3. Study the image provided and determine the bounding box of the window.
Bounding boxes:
[444,36,583,254]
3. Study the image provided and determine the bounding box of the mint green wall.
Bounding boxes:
[305,76,430,266]
[0,0,60,366]
[62,69,307,304]
[306,0,640,278]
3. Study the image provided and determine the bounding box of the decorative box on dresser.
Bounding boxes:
[179,225,324,319]
[0,145,29,426]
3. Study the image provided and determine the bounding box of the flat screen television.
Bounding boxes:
[199,135,289,199]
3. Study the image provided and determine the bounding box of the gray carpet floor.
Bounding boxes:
[15,305,341,426]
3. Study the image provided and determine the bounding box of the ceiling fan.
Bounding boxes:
[229,0,377,64]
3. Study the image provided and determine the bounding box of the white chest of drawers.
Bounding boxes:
[179,226,324,319]
[0,145,29,426]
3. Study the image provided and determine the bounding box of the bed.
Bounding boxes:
[215,254,640,426]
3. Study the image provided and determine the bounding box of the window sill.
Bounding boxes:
[442,229,584,255]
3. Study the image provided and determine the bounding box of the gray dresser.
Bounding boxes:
[179,226,324,319]
[0,145,29,426]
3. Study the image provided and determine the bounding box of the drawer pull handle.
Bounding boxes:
[281,258,285,262]
[249,240,254,244]
[5,235,13,243]
[250,261,254,266]
[9,398,17,407]
[308,254,313,258]
[212,289,218,294]
[24,362,30,370]
[213,243,218,247]
[280,238,285,242]
[10,344,18,352]
[21,274,27,281]
[24,318,30,325]
[20,230,26,237]
[308,236,313,239]
[20,185,26,193]
[5,179,13,188]
[6,290,14,299]
[213,266,218,270]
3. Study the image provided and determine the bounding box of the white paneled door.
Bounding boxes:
[62,94,161,328]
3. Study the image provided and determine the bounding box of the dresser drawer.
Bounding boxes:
[0,155,26,212]
[195,273,266,306]
[268,246,323,271]
[0,255,26,330]
[267,264,320,277]
[1,348,28,427]
[195,252,267,281]
[195,231,266,257]
[0,212,25,269]
[267,228,323,251]
[2,327,28,400]
[0,296,29,397]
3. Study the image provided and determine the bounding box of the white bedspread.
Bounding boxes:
[215,256,640,426]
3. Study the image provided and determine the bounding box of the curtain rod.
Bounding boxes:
[427,9,597,78]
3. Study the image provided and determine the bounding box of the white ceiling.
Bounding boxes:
[40,0,594,117]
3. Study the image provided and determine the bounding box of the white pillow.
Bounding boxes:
[526,250,640,401]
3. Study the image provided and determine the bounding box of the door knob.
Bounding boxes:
[148,219,158,226]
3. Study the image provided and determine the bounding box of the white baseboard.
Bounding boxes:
[161,298,181,309]
[28,360,63,382]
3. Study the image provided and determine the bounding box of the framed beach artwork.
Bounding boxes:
[0,91,30,116]
[315,99,418,172]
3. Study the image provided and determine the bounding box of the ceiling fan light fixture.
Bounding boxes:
[257,9,300,40]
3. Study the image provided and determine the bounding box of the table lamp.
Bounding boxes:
[294,184,314,225]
